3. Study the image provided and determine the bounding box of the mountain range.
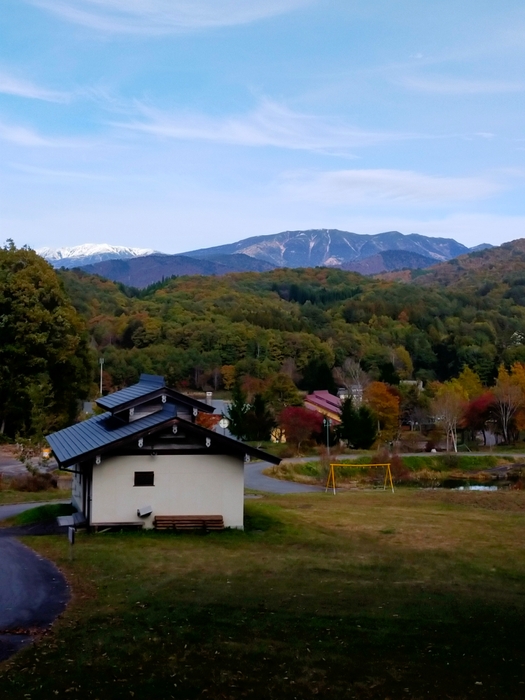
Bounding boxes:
[79,253,275,288]
[39,231,492,287]
[37,244,157,269]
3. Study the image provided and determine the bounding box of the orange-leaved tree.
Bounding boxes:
[363,382,400,440]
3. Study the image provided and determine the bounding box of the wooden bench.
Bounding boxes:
[154,515,225,532]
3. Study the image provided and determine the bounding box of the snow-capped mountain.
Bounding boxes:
[185,229,473,268]
[38,244,157,269]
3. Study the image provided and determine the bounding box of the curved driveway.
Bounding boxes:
[245,460,323,493]
[0,503,69,662]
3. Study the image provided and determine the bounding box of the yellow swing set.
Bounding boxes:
[325,462,395,495]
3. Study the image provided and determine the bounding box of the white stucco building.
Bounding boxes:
[47,374,280,530]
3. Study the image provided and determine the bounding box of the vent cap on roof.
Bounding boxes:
[139,374,165,387]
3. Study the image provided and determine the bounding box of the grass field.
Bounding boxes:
[0,502,74,528]
[1,490,525,698]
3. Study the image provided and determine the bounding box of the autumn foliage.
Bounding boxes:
[279,406,323,449]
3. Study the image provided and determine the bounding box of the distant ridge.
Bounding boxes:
[341,250,435,275]
[79,253,275,288]
[184,229,470,268]
[412,238,525,288]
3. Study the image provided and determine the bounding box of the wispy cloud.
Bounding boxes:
[398,75,525,95]
[29,0,311,34]
[282,169,502,205]
[0,120,96,148]
[9,163,114,181]
[0,69,70,102]
[115,99,420,152]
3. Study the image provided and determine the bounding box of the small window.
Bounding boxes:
[134,471,154,487]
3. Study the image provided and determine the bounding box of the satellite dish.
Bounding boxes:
[219,418,230,429]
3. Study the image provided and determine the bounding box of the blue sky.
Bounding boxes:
[1,0,524,252]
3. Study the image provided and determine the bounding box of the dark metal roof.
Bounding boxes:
[95,374,214,415]
[47,404,177,467]
[96,374,165,411]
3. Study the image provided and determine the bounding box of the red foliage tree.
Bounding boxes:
[461,391,495,445]
[279,406,324,450]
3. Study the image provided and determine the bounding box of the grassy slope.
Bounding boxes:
[1,491,525,699]
[0,503,74,528]
[0,489,72,506]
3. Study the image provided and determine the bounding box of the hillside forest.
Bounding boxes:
[4,239,525,446]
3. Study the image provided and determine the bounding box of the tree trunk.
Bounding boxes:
[0,417,4,434]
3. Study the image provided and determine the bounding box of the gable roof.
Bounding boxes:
[48,373,280,467]
[96,374,214,414]
[305,390,341,412]
[47,404,178,468]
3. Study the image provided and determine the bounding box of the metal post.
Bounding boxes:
[99,357,104,396]
[324,418,331,456]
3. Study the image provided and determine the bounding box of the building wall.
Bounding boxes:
[72,469,83,512]
[90,453,244,529]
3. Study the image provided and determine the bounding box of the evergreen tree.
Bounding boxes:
[337,398,377,449]
[244,393,275,441]
[300,359,337,394]
[226,380,250,440]
[337,398,359,445]
[355,405,378,449]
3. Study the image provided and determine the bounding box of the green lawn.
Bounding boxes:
[1,490,525,698]
[0,503,74,527]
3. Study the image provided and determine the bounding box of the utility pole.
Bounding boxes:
[99,357,105,396]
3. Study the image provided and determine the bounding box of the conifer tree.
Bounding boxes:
[227,380,250,441]
[337,398,377,449]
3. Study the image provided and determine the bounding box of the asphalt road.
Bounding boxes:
[244,460,322,493]
[0,504,69,662]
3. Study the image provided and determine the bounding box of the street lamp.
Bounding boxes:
[99,357,105,396]
[323,417,331,455]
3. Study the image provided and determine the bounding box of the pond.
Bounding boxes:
[435,476,524,491]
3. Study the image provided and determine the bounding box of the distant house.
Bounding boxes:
[304,390,342,425]
[46,374,280,530]
[337,385,363,406]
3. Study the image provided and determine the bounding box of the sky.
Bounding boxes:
[1,0,524,253]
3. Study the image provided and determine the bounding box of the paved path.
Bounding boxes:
[0,503,69,662]
[245,460,322,493]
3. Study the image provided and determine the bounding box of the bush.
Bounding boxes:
[389,454,410,483]
[9,472,58,492]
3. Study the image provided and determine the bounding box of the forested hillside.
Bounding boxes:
[59,239,525,392]
[0,243,92,439]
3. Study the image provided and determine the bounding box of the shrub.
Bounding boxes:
[9,472,58,492]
